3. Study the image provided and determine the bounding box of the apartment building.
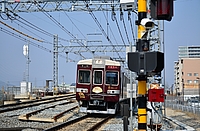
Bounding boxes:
[174,46,200,96]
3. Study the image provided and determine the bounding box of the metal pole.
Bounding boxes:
[198,81,200,102]
[137,0,147,130]
[199,79,200,108]
[162,20,166,116]
[197,77,200,101]
[129,42,133,131]
[182,79,184,105]
[53,35,58,95]
[26,41,31,96]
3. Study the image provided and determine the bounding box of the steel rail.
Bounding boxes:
[43,115,89,131]
[0,94,75,113]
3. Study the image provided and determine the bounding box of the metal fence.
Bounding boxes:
[165,95,200,118]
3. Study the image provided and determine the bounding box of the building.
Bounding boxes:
[179,46,200,58]
[174,45,200,96]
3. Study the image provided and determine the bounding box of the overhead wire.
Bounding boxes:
[120,11,131,45]
[112,7,126,47]
[108,8,127,62]
[0,26,51,53]
[0,12,9,20]
[2,8,98,61]
[1,10,80,62]
[5,10,70,43]
[102,10,126,61]
[0,20,43,42]
[85,3,123,61]
[2,3,129,62]
[102,11,118,46]
[0,26,75,62]
[128,11,136,46]
[34,1,95,59]
[16,14,70,43]
[13,20,53,45]
[63,11,87,39]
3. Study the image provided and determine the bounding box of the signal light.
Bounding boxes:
[157,0,173,21]
[150,0,173,21]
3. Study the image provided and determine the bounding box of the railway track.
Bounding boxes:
[44,114,114,131]
[0,93,83,131]
[0,94,197,131]
[18,100,78,122]
[0,93,75,113]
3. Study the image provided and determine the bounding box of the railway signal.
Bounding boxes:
[128,0,173,130]
[150,0,174,21]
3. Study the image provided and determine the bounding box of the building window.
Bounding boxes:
[187,80,192,83]
[187,73,192,76]
[194,80,199,84]
[194,73,198,76]
[181,59,183,64]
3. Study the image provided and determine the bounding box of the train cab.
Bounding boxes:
[76,56,121,114]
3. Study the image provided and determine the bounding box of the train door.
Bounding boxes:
[90,69,104,100]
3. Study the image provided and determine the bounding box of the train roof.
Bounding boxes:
[77,59,121,66]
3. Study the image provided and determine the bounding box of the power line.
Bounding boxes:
[0,20,43,42]
[0,26,75,62]
[17,14,70,42]
[112,11,126,46]
[35,1,93,58]
[86,3,123,61]
[128,11,136,46]
[13,21,53,45]
[5,10,70,43]
[63,11,86,39]
[120,11,131,45]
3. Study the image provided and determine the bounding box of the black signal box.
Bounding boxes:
[128,51,164,76]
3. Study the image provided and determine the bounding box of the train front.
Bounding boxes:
[76,57,121,114]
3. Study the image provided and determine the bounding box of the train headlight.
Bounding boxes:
[107,90,120,94]
[76,88,88,93]
[92,87,103,93]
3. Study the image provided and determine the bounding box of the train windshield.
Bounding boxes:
[106,71,118,85]
[78,70,90,83]
[94,71,102,84]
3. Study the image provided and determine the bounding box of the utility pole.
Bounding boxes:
[53,35,58,95]
[23,41,31,96]
[26,41,31,95]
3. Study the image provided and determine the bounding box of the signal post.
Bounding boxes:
[128,0,173,130]
[137,0,148,130]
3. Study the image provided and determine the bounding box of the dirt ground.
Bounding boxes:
[165,108,200,131]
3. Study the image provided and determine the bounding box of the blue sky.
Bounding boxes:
[0,0,199,88]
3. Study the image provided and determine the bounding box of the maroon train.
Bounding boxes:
[76,56,125,114]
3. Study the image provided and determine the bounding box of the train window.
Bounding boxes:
[78,70,90,83]
[94,71,102,84]
[106,71,118,85]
